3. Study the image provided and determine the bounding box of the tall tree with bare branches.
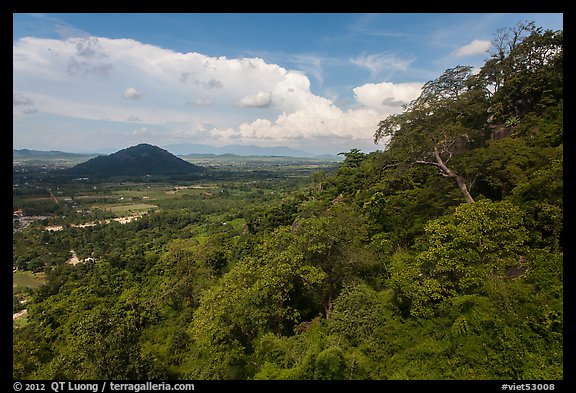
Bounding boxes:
[374,65,488,203]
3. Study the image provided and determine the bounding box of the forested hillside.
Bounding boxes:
[13,22,563,380]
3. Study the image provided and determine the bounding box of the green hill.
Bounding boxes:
[68,143,205,177]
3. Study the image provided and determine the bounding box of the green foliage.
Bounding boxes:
[513,103,563,148]
[328,283,393,346]
[511,151,562,206]
[362,165,459,248]
[523,248,563,295]
[13,335,43,380]
[338,148,366,168]
[393,200,529,317]
[461,138,539,199]
[505,115,520,127]
[313,346,346,379]
[479,22,563,120]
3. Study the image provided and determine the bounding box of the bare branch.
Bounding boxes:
[415,159,452,177]
[415,160,440,167]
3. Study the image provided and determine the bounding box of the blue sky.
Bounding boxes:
[13,13,563,155]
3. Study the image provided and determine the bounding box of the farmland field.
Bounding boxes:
[13,270,46,289]
[94,203,159,214]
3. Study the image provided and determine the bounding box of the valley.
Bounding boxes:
[12,152,339,326]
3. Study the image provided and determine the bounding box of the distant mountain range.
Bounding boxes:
[67,144,204,177]
[14,144,344,163]
[13,149,99,161]
[161,143,325,158]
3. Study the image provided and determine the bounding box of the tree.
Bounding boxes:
[482,21,537,95]
[158,238,216,310]
[338,149,366,168]
[13,334,43,379]
[328,282,391,346]
[189,204,376,372]
[189,226,325,345]
[478,21,563,120]
[457,137,540,200]
[374,66,488,204]
[290,205,378,320]
[391,200,529,317]
[33,305,160,379]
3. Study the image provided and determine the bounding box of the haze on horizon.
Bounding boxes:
[13,13,563,155]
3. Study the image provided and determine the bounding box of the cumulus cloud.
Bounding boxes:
[350,52,414,78]
[224,105,385,151]
[237,91,273,108]
[353,82,423,114]
[123,87,142,99]
[13,35,422,153]
[453,39,491,57]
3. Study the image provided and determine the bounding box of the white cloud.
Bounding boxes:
[353,82,423,114]
[237,91,273,108]
[218,105,386,153]
[123,87,142,99]
[22,92,189,125]
[13,35,424,153]
[453,39,491,57]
